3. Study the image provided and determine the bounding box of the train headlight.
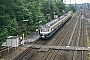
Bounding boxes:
[42,36,45,38]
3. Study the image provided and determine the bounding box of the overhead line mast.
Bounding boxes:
[48,0,51,22]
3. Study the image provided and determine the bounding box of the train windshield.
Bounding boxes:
[41,28,49,32]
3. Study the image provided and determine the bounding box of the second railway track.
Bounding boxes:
[13,10,90,60]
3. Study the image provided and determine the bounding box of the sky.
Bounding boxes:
[63,0,90,4]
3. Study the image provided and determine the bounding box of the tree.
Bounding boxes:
[0,28,8,47]
[65,5,76,13]
[55,1,65,16]
[7,18,18,36]
[41,0,65,19]
[0,0,67,47]
[25,1,47,30]
[69,5,76,13]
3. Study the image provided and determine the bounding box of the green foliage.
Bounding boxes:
[41,0,65,19]
[55,2,65,16]
[0,28,8,47]
[69,5,76,13]
[7,18,18,36]
[0,0,66,47]
[65,5,76,13]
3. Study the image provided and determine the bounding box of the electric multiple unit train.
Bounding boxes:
[40,11,72,39]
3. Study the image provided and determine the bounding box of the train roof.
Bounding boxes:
[41,11,71,29]
[41,18,61,29]
[42,16,65,28]
[46,19,59,26]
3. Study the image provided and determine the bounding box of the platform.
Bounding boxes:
[28,45,90,51]
[25,32,40,43]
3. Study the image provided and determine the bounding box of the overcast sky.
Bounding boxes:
[63,0,90,4]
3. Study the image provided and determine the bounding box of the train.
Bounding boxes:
[39,11,72,39]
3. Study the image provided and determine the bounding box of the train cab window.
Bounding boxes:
[41,28,49,32]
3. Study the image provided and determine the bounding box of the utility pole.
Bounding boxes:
[23,20,28,38]
[48,0,51,22]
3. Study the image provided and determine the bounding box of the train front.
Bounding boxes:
[39,25,50,39]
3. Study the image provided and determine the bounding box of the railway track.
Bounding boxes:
[72,10,88,60]
[16,10,74,60]
[13,39,49,60]
[72,14,81,60]
[42,10,88,60]
[80,10,87,60]
[13,10,89,60]
[0,47,8,53]
[86,10,90,60]
[29,11,80,60]
[56,12,80,60]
